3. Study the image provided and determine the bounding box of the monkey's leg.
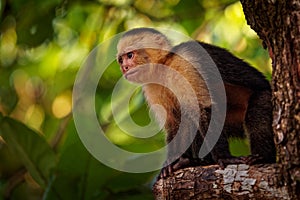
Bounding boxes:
[159,115,203,179]
[209,123,260,167]
[198,107,244,167]
[211,131,233,167]
[245,90,276,163]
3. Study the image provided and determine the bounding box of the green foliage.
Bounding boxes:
[0,117,56,187]
[0,0,271,199]
[44,123,154,200]
[1,0,61,46]
[229,138,250,157]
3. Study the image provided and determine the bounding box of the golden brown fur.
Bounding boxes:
[116,28,276,179]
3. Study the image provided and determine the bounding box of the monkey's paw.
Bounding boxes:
[158,157,191,180]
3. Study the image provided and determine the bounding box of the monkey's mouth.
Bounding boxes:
[124,68,139,79]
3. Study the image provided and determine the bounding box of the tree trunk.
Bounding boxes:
[153,0,300,199]
[241,0,300,198]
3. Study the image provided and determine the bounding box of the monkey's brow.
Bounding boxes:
[119,50,135,57]
[116,53,124,59]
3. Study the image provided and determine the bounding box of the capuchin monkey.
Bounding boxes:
[116,28,276,179]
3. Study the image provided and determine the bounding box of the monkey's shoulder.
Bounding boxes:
[171,41,250,68]
[169,41,270,91]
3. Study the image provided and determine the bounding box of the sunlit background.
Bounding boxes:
[0,0,271,199]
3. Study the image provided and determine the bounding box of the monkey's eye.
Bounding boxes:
[127,52,134,59]
[118,56,123,64]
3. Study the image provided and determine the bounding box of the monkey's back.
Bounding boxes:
[171,41,271,92]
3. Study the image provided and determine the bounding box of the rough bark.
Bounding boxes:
[241,0,300,198]
[153,164,289,199]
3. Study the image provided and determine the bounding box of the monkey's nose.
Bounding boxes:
[122,65,129,73]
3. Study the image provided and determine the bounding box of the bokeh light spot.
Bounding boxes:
[52,91,72,118]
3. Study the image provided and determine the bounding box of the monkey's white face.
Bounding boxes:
[117,51,136,74]
[116,31,171,83]
[117,50,150,83]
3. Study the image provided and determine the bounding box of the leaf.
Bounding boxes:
[229,138,250,157]
[43,131,116,200]
[0,117,57,188]
[0,0,61,47]
[173,0,205,34]
[106,172,155,194]
[0,70,18,114]
[44,121,155,200]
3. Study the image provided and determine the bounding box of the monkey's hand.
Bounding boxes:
[158,156,192,179]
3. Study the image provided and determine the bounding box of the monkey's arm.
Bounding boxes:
[159,111,203,179]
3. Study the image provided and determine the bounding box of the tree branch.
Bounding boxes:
[153,164,290,199]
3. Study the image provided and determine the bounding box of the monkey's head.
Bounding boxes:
[117,28,171,82]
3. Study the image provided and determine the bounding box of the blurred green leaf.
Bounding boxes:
[4,0,62,46]
[173,0,205,34]
[44,121,114,199]
[44,121,155,199]
[0,86,18,114]
[8,182,42,200]
[106,172,155,194]
[0,143,23,179]
[44,140,91,199]
[0,69,18,114]
[0,117,57,188]
[0,112,3,121]
[229,138,250,157]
